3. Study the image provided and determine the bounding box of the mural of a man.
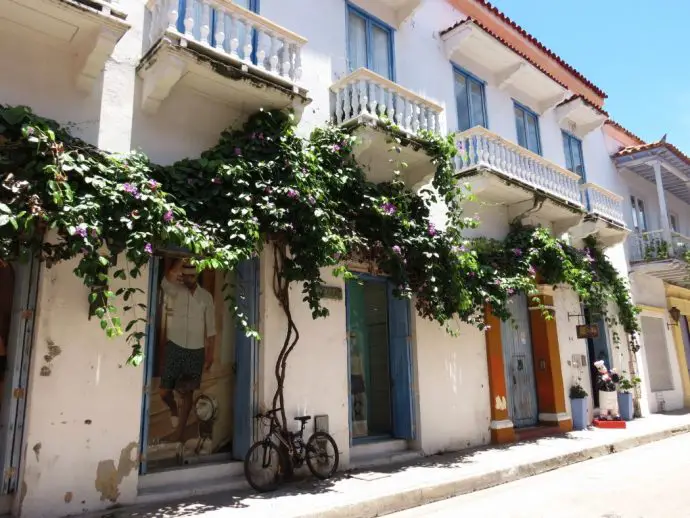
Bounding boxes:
[159,258,216,442]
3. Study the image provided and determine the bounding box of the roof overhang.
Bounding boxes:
[442,20,569,114]
[555,96,608,139]
[614,144,690,204]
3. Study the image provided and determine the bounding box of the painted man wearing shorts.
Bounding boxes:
[159,259,216,442]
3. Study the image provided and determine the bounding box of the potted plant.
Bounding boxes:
[569,383,588,430]
[617,376,640,421]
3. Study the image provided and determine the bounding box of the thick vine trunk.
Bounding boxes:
[270,243,300,433]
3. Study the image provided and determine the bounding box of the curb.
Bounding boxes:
[296,424,690,518]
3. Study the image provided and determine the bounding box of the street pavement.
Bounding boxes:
[388,432,690,518]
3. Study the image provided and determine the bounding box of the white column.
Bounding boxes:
[653,160,672,246]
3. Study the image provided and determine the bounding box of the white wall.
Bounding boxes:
[19,257,147,517]
[259,250,351,465]
[414,318,490,453]
[637,309,685,413]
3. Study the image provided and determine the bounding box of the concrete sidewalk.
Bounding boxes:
[97,412,690,518]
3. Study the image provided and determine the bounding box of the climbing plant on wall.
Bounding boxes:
[0,104,640,431]
[471,223,641,351]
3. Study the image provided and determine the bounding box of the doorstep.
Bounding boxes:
[349,438,422,471]
[136,460,246,506]
[514,425,564,442]
[90,412,690,518]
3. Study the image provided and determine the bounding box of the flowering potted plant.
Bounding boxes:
[617,376,640,421]
[569,383,588,430]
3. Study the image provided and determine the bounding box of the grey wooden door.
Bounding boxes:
[501,294,539,428]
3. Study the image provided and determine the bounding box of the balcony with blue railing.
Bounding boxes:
[140,0,309,116]
[574,182,629,246]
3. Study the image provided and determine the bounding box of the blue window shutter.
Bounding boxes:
[387,284,415,440]
[233,257,259,459]
[139,258,161,475]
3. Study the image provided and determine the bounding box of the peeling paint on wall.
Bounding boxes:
[94,442,138,503]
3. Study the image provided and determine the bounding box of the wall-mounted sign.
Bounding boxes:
[318,285,343,300]
[576,324,600,339]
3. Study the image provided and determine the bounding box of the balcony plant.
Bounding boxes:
[569,383,588,430]
[617,375,641,421]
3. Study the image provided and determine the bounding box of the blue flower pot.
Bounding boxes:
[618,392,634,421]
[571,397,588,430]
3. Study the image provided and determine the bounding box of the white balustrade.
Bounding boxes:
[627,229,690,263]
[582,183,625,226]
[330,68,443,135]
[147,0,306,84]
[455,126,583,207]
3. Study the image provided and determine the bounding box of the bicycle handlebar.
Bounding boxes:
[254,407,282,420]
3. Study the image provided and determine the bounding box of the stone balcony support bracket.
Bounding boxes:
[139,47,187,115]
[75,26,124,93]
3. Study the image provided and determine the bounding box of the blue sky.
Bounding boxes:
[486,1,690,151]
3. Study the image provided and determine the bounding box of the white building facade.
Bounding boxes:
[0,0,683,516]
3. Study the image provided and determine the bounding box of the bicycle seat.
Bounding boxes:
[294,415,312,423]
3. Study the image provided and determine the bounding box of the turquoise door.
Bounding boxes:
[346,277,415,442]
[501,294,538,428]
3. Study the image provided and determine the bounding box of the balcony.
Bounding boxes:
[331,67,443,188]
[570,183,628,247]
[455,126,584,231]
[139,0,309,117]
[628,230,690,287]
[1,0,129,93]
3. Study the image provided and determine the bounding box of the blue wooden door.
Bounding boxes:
[139,258,161,475]
[388,284,415,440]
[0,257,40,493]
[501,294,538,428]
[233,257,259,459]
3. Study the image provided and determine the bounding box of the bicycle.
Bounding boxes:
[243,407,339,492]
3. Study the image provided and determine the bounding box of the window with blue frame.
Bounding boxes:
[562,131,585,178]
[454,68,487,132]
[347,4,395,80]
[514,102,541,155]
[178,0,260,60]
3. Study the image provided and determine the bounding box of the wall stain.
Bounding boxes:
[64,491,73,503]
[32,442,41,462]
[94,442,138,503]
[40,340,62,377]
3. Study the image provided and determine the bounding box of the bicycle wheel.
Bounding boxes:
[244,441,284,492]
[305,431,339,480]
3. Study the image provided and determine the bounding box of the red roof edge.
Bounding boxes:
[442,18,570,92]
[605,119,645,146]
[471,0,607,100]
[556,94,609,117]
[614,141,690,168]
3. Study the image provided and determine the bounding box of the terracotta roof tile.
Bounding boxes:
[468,0,607,100]
[441,18,569,92]
[605,119,645,146]
[614,140,690,168]
[556,94,609,117]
